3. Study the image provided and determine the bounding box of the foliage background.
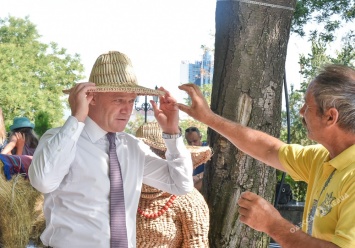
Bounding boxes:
[0,16,84,135]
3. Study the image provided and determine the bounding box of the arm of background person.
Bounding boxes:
[14,132,25,155]
[178,83,286,172]
[0,134,16,155]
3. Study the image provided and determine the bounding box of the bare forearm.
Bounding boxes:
[269,219,339,248]
[204,112,286,171]
[0,141,16,155]
[177,83,286,170]
[15,146,23,155]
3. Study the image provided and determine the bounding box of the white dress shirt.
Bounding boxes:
[29,116,193,248]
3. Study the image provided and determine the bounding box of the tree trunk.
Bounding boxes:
[205,1,297,247]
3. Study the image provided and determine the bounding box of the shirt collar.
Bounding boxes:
[329,144,355,171]
[84,117,107,143]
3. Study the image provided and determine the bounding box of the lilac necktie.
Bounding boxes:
[106,132,128,248]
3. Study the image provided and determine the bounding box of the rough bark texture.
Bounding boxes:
[205,1,297,247]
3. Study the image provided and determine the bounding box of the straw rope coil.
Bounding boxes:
[0,160,44,248]
[137,186,209,248]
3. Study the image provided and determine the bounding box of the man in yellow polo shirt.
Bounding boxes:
[177,64,355,248]
[279,144,355,247]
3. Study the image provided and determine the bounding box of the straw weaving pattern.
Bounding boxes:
[136,122,212,169]
[136,122,166,151]
[89,52,136,87]
[63,51,165,96]
[136,186,209,248]
[88,51,164,96]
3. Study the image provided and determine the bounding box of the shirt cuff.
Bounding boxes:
[61,116,85,140]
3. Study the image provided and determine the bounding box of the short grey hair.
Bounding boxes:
[309,64,355,133]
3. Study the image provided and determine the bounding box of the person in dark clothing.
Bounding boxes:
[185,127,208,191]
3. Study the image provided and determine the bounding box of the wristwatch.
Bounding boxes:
[162,127,182,139]
[162,132,182,139]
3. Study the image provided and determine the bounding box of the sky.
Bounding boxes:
[1,0,217,103]
[1,0,338,112]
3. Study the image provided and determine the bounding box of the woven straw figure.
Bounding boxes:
[136,122,211,247]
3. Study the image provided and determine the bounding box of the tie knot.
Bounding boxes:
[106,132,116,145]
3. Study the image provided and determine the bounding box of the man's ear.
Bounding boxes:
[326,108,339,126]
[89,93,97,106]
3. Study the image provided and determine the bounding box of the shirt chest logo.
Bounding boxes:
[317,192,336,217]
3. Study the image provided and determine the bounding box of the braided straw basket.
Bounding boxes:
[63,51,165,96]
[136,122,212,169]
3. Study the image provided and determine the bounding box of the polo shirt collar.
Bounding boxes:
[329,144,355,171]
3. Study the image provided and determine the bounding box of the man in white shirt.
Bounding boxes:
[29,51,193,248]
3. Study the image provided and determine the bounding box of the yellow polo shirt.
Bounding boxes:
[279,144,355,248]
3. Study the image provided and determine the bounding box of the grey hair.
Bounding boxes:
[308,64,355,133]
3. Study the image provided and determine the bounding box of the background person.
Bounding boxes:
[1,116,38,156]
[177,64,355,248]
[29,51,193,248]
[185,127,208,191]
[184,126,207,146]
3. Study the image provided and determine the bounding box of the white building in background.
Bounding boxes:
[180,61,190,84]
[180,49,214,86]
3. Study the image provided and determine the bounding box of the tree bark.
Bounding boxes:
[205,0,297,247]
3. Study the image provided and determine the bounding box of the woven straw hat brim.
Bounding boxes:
[139,138,167,151]
[187,145,212,169]
[136,121,212,168]
[138,137,212,169]
[62,85,165,96]
[62,51,165,96]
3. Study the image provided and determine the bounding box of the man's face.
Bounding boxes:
[88,92,137,132]
[299,89,326,142]
[185,131,202,146]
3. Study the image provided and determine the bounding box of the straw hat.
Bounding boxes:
[9,117,35,131]
[136,122,212,169]
[63,51,165,96]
